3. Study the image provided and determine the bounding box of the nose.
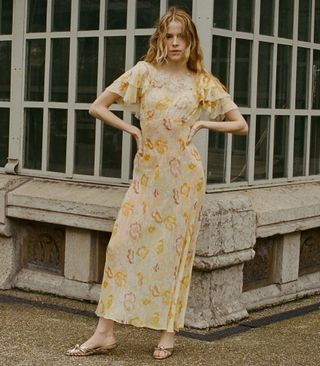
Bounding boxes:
[173,36,178,45]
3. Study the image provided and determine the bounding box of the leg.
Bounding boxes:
[153,330,175,359]
[66,317,118,356]
[80,317,116,349]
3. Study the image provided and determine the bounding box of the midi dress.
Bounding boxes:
[95,60,239,332]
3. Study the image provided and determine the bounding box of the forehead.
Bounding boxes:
[167,20,184,33]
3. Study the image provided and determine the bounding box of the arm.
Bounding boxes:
[202,108,248,135]
[89,90,144,155]
[89,90,137,135]
[186,108,248,145]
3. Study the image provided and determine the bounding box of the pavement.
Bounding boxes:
[0,288,319,366]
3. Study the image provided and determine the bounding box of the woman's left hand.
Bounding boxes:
[186,121,204,145]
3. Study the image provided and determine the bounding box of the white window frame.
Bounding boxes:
[3,0,320,192]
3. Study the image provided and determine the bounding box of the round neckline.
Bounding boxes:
[145,61,197,79]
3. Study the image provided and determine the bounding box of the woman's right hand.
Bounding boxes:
[130,126,144,156]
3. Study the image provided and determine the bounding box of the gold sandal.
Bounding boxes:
[153,345,174,360]
[65,342,118,356]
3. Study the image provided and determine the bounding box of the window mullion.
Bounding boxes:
[65,0,79,177]
[304,115,311,176]
[4,0,26,174]
[194,0,213,184]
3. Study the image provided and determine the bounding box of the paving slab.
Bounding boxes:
[0,289,319,366]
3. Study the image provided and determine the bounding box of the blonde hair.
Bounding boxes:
[143,6,227,91]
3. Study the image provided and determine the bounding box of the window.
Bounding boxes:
[3,0,320,189]
[0,0,12,168]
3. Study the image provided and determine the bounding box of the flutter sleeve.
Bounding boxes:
[198,74,239,121]
[105,60,149,118]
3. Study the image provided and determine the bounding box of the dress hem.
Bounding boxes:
[95,311,182,333]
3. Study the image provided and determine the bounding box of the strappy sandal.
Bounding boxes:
[153,345,174,360]
[65,341,118,356]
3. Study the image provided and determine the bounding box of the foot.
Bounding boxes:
[79,331,117,350]
[153,331,175,359]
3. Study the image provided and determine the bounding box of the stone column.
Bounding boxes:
[0,175,29,289]
[274,232,300,285]
[185,193,256,329]
[64,227,97,283]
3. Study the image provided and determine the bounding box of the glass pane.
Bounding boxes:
[101,111,123,178]
[0,108,9,167]
[79,0,100,31]
[276,45,292,109]
[129,115,141,179]
[168,0,193,15]
[27,0,47,33]
[213,0,232,29]
[207,132,226,184]
[273,116,289,178]
[0,41,11,101]
[234,39,251,107]
[77,38,98,103]
[293,116,307,177]
[315,0,320,43]
[309,117,320,175]
[50,38,70,102]
[52,0,71,31]
[278,0,293,39]
[212,36,231,87]
[298,0,312,42]
[105,37,126,87]
[136,0,160,28]
[24,108,43,169]
[296,47,309,109]
[236,0,254,33]
[48,109,67,172]
[231,117,249,182]
[74,110,95,175]
[255,116,269,180]
[135,35,149,63]
[0,0,13,34]
[313,50,320,109]
[259,0,274,35]
[257,42,273,108]
[25,39,46,101]
[105,0,127,29]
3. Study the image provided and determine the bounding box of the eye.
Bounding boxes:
[166,34,173,39]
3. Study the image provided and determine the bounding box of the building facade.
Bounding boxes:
[0,0,319,329]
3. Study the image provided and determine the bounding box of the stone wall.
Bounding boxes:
[0,173,319,329]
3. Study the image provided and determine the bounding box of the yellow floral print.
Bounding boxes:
[95,60,238,332]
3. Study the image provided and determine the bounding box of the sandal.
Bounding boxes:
[153,345,174,360]
[65,341,118,356]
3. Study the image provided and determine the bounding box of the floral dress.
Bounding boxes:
[95,61,238,332]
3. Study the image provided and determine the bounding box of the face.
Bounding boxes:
[164,20,188,64]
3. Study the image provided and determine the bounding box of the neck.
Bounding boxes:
[160,60,189,73]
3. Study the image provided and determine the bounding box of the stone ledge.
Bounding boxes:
[194,248,255,271]
[241,271,320,311]
[4,175,320,243]
[6,177,126,231]
[237,182,320,237]
[14,268,101,302]
[0,174,30,237]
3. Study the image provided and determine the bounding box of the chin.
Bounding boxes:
[168,55,184,63]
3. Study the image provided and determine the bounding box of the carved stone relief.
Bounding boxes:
[299,228,320,276]
[20,221,65,275]
[243,235,278,291]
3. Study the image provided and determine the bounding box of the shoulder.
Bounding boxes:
[130,60,150,76]
[198,71,227,93]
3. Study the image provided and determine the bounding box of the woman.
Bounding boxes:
[66,6,248,361]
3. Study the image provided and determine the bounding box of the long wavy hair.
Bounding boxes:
[143,6,226,91]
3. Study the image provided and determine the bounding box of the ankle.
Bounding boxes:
[95,329,115,338]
